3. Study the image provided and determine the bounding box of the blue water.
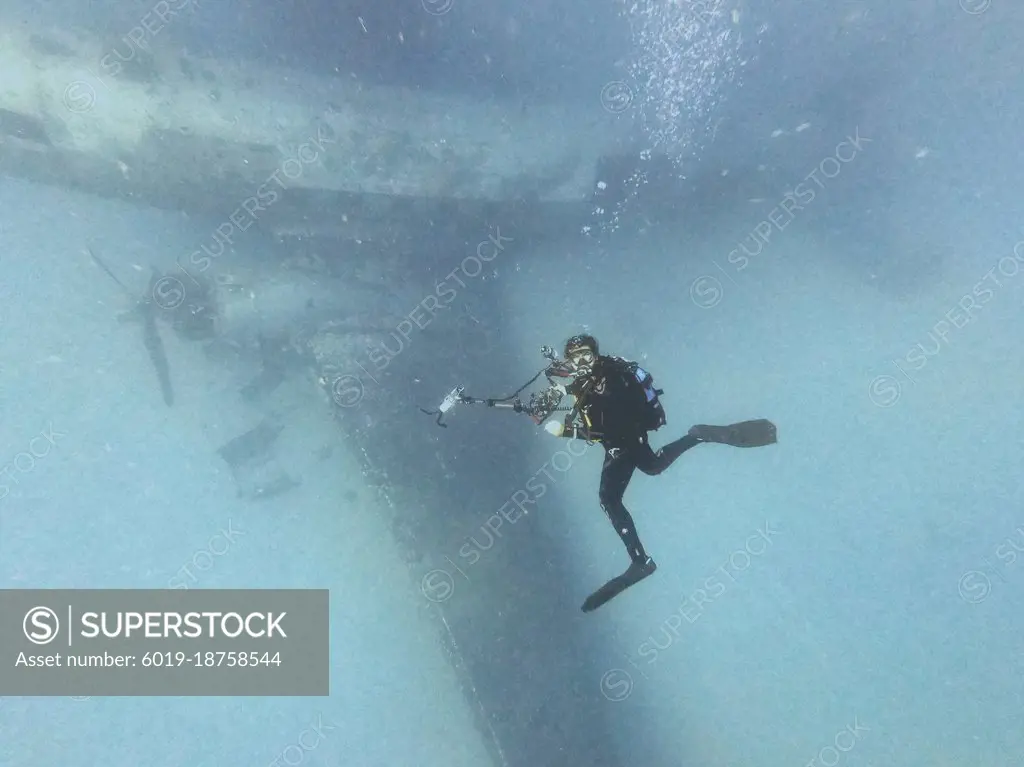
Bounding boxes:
[3,0,1023,766]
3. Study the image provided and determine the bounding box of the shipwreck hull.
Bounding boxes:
[300,236,622,767]
[1,14,629,766]
[0,16,624,255]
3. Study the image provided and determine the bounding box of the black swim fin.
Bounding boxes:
[581,557,657,613]
[689,419,777,448]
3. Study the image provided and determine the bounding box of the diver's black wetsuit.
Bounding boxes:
[561,356,701,564]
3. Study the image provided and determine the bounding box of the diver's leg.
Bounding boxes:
[635,433,701,476]
[598,448,649,564]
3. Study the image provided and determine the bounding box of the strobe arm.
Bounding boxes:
[419,385,466,427]
[422,346,574,428]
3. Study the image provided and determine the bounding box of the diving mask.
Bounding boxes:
[568,348,595,373]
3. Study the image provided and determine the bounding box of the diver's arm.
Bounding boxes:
[545,419,590,439]
[562,423,601,441]
[544,409,601,441]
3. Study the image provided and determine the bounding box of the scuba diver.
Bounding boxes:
[419,333,777,612]
[540,334,777,612]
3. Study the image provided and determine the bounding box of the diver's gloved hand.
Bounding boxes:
[544,420,564,437]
